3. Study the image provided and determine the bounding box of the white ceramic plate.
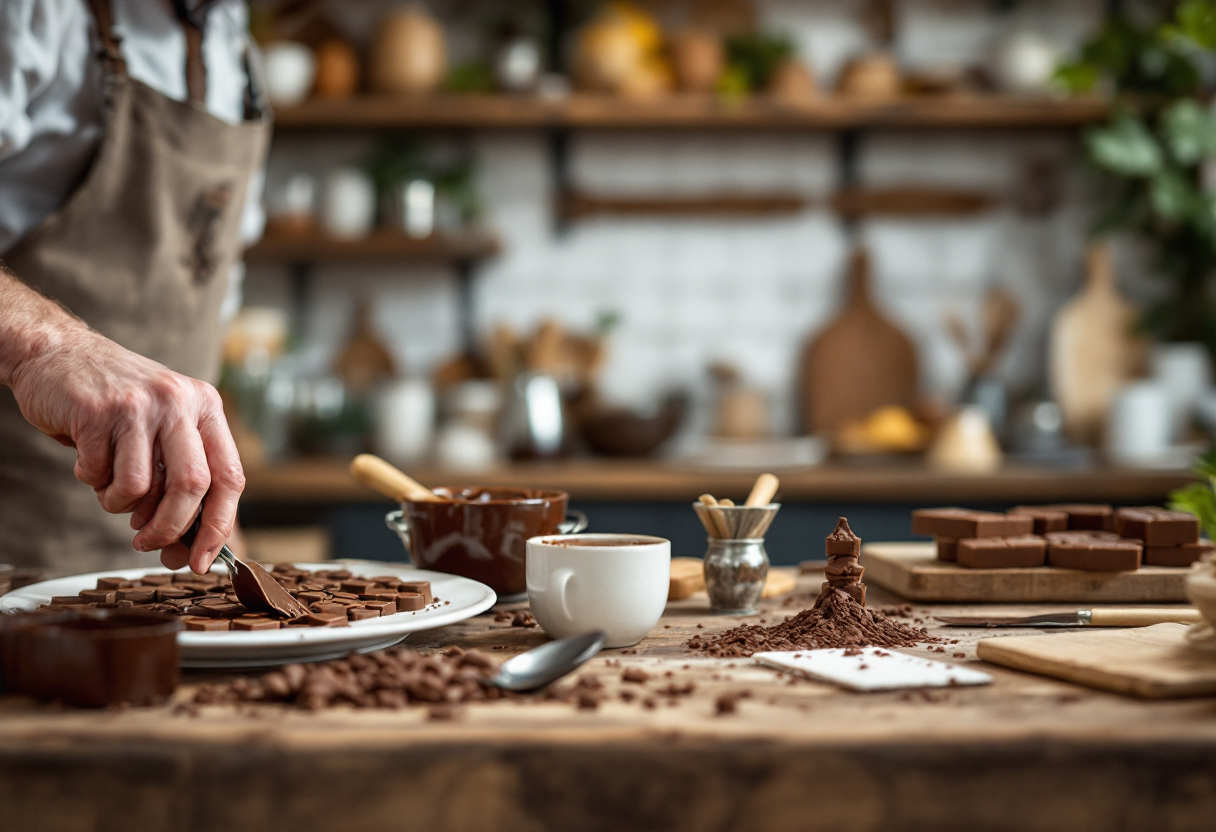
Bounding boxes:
[0,560,496,668]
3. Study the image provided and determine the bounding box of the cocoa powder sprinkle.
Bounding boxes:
[686,588,940,658]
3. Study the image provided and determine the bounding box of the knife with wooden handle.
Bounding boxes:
[935,609,1204,628]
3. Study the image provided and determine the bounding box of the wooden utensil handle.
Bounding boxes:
[698,494,731,539]
[1089,608,1203,627]
[350,454,441,503]
[745,473,779,507]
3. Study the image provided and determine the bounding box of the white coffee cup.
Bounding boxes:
[526,534,670,648]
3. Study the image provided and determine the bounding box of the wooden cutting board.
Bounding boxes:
[1049,240,1146,444]
[977,623,1216,699]
[799,247,918,434]
[863,542,1190,603]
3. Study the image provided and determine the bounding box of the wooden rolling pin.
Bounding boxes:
[350,454,441,503]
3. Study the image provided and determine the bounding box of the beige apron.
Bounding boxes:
[0,0,269,572]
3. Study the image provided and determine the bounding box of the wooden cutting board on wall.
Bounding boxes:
[1049,241,1146,444]
[799,247,919,434]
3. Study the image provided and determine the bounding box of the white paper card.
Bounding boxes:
[754,647,993,692]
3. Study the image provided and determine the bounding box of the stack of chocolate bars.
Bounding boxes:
[912,504,1211,572]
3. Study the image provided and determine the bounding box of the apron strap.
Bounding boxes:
[82,0,129,79]
[169,0,221,105]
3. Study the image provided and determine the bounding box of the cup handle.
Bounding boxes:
[384,510,414,566]
[558,510,588,535]
[550,567,576,625]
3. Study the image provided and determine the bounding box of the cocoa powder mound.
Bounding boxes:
[687,587,940,658]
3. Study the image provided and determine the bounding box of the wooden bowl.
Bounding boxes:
[580,397,686,457]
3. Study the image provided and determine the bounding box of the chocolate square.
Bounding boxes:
[305,613,349,628]
[936,538,958,562]
[1040,504,1114,531]
[183,617,230,631]
[1047,537,1141,572]
[116,588,156,604]
[911,508,1033,539]
[79,589,117,604]
[1114,507,1200,546]
[231,618,281,631]
[364,600,396,616]
[348,607,380,621]
[1008,506,1069,535]
[956,536,1046,569]
[1144,540,1214,567]
[397,581,433,604]
[395,592,425,612]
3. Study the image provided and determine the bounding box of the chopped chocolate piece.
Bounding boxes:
[911,508,1032,539]
[183,617,230,631]
[49,595,91,607]
[95,577,131,590]
[348,608,380,621]
[116,588,156,603]
[331,591,359,600]
[936,538,958,562]
[310,602,348,617]
[340,579,374,594]
[364,600,396,616]
[173,573,205,584]
[1114,507,1200,546]
[395,592,425,612]
[957,535,1046,569]
[358,593,398,603]
[231,618,281,631]
[1008,506,1069,535]
[305,613,350,628]
[138,574,173,586]
[397,581,433,604]
[1045,530,1120,543]
[1144,540,1214,567]
[369,576,400,585]
[1038,504,1114,531]
[1048,538,1141,572]
[295,591,326,604]
[79,589,117,604]
[155,587,192,601]
[325,570,352,580]
[825,517,861,557]
[621,667,650,683]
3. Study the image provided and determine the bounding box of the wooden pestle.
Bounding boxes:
[745,473,780,507]
[350,454,442,503]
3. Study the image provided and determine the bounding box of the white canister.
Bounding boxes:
[321,168,376,239]
[374,379,435,465]
[1152,342,1213,440]
[1107,380,1173,464]
[262,42,317,107]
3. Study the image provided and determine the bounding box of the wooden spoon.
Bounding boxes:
[745,473,779,507]
[350,454,442,502]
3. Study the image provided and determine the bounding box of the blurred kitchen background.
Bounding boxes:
[228,0,1216,565]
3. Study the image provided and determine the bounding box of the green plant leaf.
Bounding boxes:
[1053,62,1099,94]
[1176,0,1216,49]
[1151,168,1198,220]
[1162,98,1216,164]
[1087,114,1164,176]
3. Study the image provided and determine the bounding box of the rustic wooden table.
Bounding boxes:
[2,567,1214,832]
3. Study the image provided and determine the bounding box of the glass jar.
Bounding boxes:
[704,538,769,615]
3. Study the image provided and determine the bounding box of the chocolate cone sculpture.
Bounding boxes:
[822,517,866,606]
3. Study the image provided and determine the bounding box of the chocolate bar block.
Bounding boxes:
[95,577,132,590]
[231,618,281,631]
[395,592,425,612]
[911,508,1033,539]
[1039,504,1114,531]
[348,607,380,621]
[957,536,1047,569]
[397,581,432,604]
[138,574,172,586]
[305,613,350,628]
[936,538,958,562]
[1008,506,1069,535]
[1048,537,1141,572]
[183,617,230,631]
[1114,507,1200,546]
[79,589,117,604]
[1144,540,1214,567]
[340,579,374,594]
[116,588,156,604]
[364,600,396,616]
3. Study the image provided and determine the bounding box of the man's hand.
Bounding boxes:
[0,270,243,574]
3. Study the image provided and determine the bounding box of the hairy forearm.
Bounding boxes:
[0,268,88,388]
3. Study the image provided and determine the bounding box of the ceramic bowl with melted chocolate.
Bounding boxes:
[388,487,587,596]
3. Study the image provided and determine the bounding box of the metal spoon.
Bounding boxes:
[179,517,309,619]
[489,630,607,691]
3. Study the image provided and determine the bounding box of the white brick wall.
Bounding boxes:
[246,0,1112,437]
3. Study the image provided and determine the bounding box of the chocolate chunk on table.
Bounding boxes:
[1114,507,1200,546]
[1008,506,1069,535]
[957,536,1047,569]
[1047,537,1142,572]
[1144,540,1214,567]
[911,508,1032,540]
[936,538,958,562]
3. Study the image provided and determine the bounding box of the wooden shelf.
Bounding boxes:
[272,93,1111,131]
[241,458,1191,505]
[244,229,501,263]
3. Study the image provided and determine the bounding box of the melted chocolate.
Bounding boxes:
[230,559,310,618]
